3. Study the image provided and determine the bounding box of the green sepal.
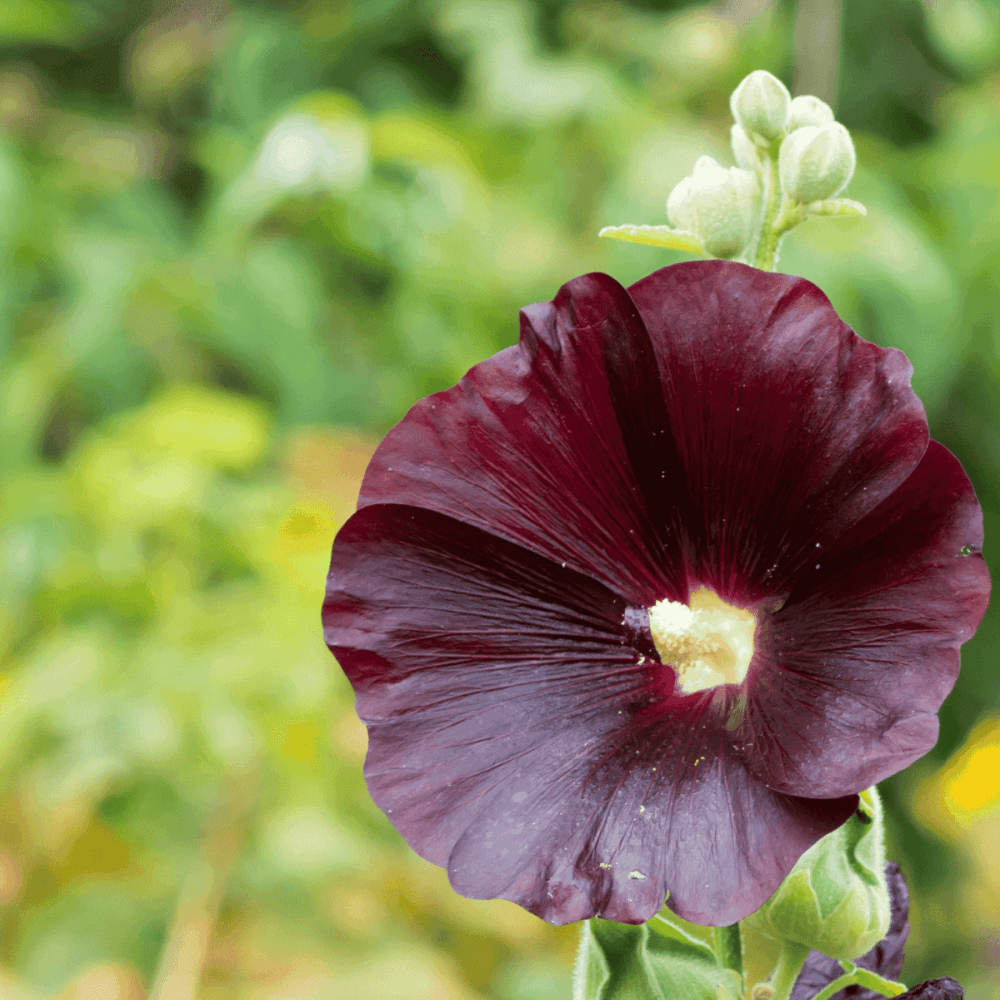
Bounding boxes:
[598,225,704,255]
[807,961,908,1000]
[574,917,743,1000]
[842,961,908,999]
[804,198,867,218]
[743,787,890,961]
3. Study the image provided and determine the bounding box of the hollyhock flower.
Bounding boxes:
[323,260,989,927]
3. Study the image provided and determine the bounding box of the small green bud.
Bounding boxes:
[666,155,759,260]
[787,94,835,130]
[744,788,891,961]
[730,125,761,172]
[730,70,791,144]
[778,122,856,203]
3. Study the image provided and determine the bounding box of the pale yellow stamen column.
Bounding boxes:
[648,586,757,695]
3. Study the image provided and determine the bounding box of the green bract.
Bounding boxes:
[744,789,892,961]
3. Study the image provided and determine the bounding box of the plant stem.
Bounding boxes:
[769,941,811,1000]
[715,923,744,985]
[752,152,783,271]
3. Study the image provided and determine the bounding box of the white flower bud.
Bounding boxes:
[730,125,761,172]
[778,122,856,203]
[787,94,835,130]
[729,70,790,144]
[666,155,759,259]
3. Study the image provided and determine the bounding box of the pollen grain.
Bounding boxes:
[648,586,756,695]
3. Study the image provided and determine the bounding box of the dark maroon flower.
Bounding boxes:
[792,862,909,1000]
[324,261,989,927]
[898,980,963,1000]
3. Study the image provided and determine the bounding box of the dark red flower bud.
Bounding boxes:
[898,979,963,1000]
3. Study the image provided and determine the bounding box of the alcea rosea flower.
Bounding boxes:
[323,260,989,928]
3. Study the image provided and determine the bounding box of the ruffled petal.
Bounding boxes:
[734,441,990,797]
[447,733,856,926]
[324,503,856,925]
[356,272,687,606]
[627,261,929,603]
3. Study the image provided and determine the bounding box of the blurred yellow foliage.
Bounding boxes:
[136,386,270,472]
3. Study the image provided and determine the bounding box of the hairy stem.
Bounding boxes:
[715,923,744,985]
[752,152,783,271]
[769,941,811,1000]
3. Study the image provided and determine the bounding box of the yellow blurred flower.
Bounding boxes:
[913,714,1000,836]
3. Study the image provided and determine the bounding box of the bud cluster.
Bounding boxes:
[728,71,857,206]
[600,69,865,270]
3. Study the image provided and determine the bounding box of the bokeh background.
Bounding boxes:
[0,0,998,998]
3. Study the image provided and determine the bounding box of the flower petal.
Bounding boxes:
[896,980,964,1000]
[447,737,856,926]
[324,503,857,925]
[736,441,990,797]
[627,260,929,602]
[356,271,687,606]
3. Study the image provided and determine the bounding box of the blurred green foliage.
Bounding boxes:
[0,0,998,998]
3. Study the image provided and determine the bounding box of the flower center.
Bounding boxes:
[648,586,757,695]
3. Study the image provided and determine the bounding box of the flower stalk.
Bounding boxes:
[600,69,866,271]
[715,922,744,984]
[751,151,783,270]
[769,942,811,1000]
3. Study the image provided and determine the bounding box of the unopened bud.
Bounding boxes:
[730,125,761,172]
[730,70,790,144]
[778,122,856,203]
[787,95,835,130]
[744,788,891,961]
[666,156,759,260]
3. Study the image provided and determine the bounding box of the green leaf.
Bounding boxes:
[598,224,704,255]
[574,919,742,1000]
[805,198,868,217]
[648,910,717,962]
